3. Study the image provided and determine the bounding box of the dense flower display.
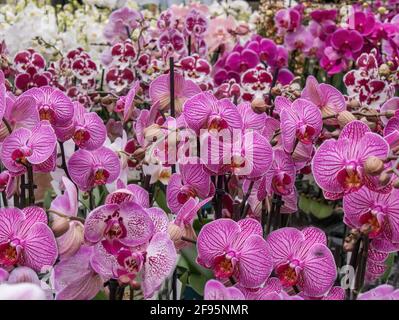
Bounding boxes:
[0,0,398,301]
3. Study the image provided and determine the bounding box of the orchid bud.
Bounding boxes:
[143,124,162,142]
[377,6,387,14]
[101,95,114,105]
[337,111,356,127]
[348,99,360,110]
[364,156,384,176]
[57,221,84,259]
[271,87,281,96]
[251,97,268,114]
[393,179,399,189]
[51,216,70,237]
[132,147,146,162]
[379,64,391,76]
[379,171,392,186]
[167,223,184,242]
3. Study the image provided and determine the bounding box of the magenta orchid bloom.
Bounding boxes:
[197,218,273,288]
[343,187,399,252]
[0,206,58,272]
[348,11,376,36]
[72,102,106,150]
[67,146,120,191]
[167,162,212,213]
[1,121,56,175]
[225,46,259,73]
[330,29,364,59]
[357,285,399,300]
[301,75,346,118]
[53,246,103,300]
[275,8,301,33]
[246,36,277,65]
[84,201,154,249]
[265,227,337,297]
[105,181,150,208]
[204,279,244,300]
[312,121,389,200]
[257,148,296,199]
[149,72,201,114]
[237,101,267,132]
[277,97,322,153]
[183,92,242,134]
[381,97,399,125]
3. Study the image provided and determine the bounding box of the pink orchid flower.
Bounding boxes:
[301,75,346,118]
[0,283,47,300]
[237,101,267,132]
[105,180,149,207]
[265,227,337,297]
[149,72,201,115]
[90,232,176,298]
[0,206,58,272]
[114,81,139,123]
[197,218,273,288]
[67,146,120,191]
[166,161,212,213]
[312,121,389,200]
[1,121,56,175]
[53,246,103,300]
[204,279,244,300]
[277,97,323,153]
[183,92,243,134]
[257,148,296,198]
[343,187,399,252]
[365,248,389,283]
[71,102,106,150]
[0,170,17,199]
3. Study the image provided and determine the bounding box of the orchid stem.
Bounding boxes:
[47,209,85,223]
[181,236,196,244]
[26,164,35,205]
[240,181,254,219]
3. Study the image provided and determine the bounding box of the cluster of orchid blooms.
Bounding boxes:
[0,0,398,301]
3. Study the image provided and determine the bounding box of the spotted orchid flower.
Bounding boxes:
[343,187,399,252]
[71,102,106,150]
[1,121,56,175]
[197,218,273,288]
[166,161,212,213]
[67,146,120,191]
[265,227,337,297]
[0,206,58,272]
[277,97,323,153]
[240,65,273,103]
[105,67,135,93]
[84,201,154,250]
[90,232,177,299]
[204,280,244,300]
[312,121,389,200]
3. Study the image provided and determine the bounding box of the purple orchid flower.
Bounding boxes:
[275,8,301,33]
[197,218,273,288]
[312,121,389,199]
[113,81,139,123]
[265,227,337,297]
[1,121,56,175]
[167,161,212,213]
[343,187,399,252]
[0,206,58,272]
[149,72,201,115]
[277,97,323,153]
[158,29,186,60]
[0,170,17,199]
[67,146,120,191]
[348,11,376,36]
[53,245,103,300]
[225,45,259,73]
[301,75,346,118]
[71,102,106,150]
[204,279,244,300]
[245,36,277,66]
[330,28,364,60]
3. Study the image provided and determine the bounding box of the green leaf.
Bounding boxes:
[154,187,170,213]
[193,218,213,233]
[43,190,54,210]
[381,253,396,283]
[92,291,107,300]
[180,247,213,279]
[299,195,333,219]
[188,273,208,296]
